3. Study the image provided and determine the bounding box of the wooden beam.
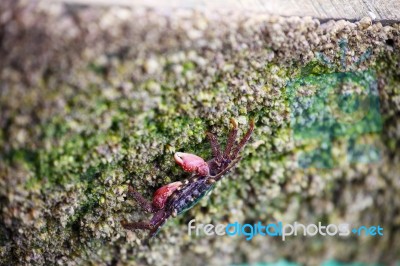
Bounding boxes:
[50,0,400,22]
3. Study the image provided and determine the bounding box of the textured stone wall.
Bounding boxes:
[0,1,399,265]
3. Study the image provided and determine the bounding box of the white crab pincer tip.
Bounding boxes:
[174,152,184,164]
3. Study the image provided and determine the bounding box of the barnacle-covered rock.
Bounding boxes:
[0,1,400,265]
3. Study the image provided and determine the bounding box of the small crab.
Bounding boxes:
[121,118,255,239]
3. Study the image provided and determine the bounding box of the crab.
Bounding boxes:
[121,118,255,239]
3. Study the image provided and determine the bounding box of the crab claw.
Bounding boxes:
[174,152,210,176]
[153,181,182,209]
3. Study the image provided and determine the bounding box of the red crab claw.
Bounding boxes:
[174,152,210,176]
[152,181,182,209]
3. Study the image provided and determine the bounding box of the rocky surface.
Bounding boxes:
[0,1,399,265]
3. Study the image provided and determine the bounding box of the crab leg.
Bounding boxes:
[209,156,242,182]
[206,132,223,162]
[121,221,154,230]
[223,118,239,158]
[229,119,255,160]
[127,185,156,213]
[121,209,168,237]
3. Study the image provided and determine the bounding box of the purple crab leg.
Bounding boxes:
[206,132,223,162]
[127,185,157,213]
[223,118,239,158]
[121,221,154,230]
[121,209,168,238]
[229,119,255,160]
[209,156,242,182]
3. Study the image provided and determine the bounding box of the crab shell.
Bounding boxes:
[152,153,210,210]
[174,152,210,176]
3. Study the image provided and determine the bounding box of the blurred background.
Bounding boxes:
[0,0,399,265]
